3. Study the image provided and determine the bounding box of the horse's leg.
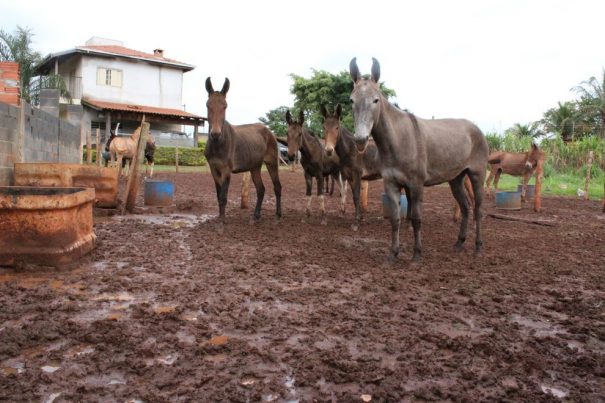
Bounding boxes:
[117,155,124,177]
[350,174,362,231]
[384,180,402,263]
[493,169,502,193]
[317,173,327,225]
[485,168,494,198]
[149,162,154,178]
[266,162,282,221]
[250,167,265,222]
[210,165,229,230]
[468,169,485,254]
[408,185,424,262]
[304,172,313,219]
[339,174,347,216]
[521,172,529,202]
[449,173,470,252]
[329,174,335,196]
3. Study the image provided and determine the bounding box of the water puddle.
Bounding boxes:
[157,354,178,365]
[115,214,214,227]
[64,345,95,359]
[41,365,60,373]
[510,314,564,338]
[84,372,126,387]
[1,360,25,376]
[43,392,61,403]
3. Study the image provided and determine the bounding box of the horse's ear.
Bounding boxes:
[221,78,230,95]
[349,57,361,83]
[371,57,381,83]
[335,103,342,119]
[320,105,328,119]
[205,77,214,94]
[298,109,304,123]
[532,142,538,150]
[286,110,292,124]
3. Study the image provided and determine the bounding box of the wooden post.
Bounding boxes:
[584,151,593,200]
[86,130,92,163]
[534,157,544,212]
[122,122,148,214]
[241,172,251,209]
[96,128,101,166]
[193,125,199,147]
[602,180,605,213]
[360,180,369,212]
[175,146,180,173]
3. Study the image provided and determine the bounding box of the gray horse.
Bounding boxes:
[349,58,488,262]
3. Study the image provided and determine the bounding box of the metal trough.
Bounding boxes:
[495,191,522,210]
[0,186,96,267]
[517,184,536,200]
[14,163,119,208]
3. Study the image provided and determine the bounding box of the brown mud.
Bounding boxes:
[1,169,604,402]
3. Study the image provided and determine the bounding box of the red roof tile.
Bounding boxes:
[77,45,193,69]
[82,98,205,120]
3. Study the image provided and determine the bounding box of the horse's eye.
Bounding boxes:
[350,98,354,104]
[373,98,379,104]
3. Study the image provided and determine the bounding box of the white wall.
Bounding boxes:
[80,55,184,109]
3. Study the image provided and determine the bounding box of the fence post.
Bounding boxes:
[175,146,180,173]
[96,128,101,166]
[86,129,92,163]
[534,158,544,212]
[584,151,593,200]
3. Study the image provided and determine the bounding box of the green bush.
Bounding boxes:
[154,145,206,166]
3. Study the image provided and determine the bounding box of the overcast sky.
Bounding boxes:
[2,0,604,134]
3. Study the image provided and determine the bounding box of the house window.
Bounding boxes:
[96,68,122,87]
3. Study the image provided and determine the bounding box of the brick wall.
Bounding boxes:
[0,62,20,106]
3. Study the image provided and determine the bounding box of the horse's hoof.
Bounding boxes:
[351,223,359,232]
[274,217,281,225]
[454,242,464,253]
[387,253,398,265]
[411,253,422,263]
[217,223,225,234]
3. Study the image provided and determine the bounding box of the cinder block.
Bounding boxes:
[0,140,13,154]
[0,166,13,186]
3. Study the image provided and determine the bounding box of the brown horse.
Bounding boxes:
[349,58,488,262]
[285,109,341,224]
[485,143,544,201]
[322,104,382,230]
[109,126,141,177]
[205,77,282,227]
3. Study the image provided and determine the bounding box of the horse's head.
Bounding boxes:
[526,143,543,170]
[205,77,230,139]
[349,57,382,152]
[105,130,117,152]
[285,109,304,161]
[321,104,342,157]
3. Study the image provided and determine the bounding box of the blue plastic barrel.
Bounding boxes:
[144,180,174,206]
[382,193,408,218]
[495,191,521,210]
[517,184,535,199]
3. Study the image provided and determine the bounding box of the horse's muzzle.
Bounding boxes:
[355,140,368,153]
[287,154,295,162]
[325,146,334,156]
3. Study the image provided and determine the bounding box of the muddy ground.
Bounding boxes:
[1,169,604,402]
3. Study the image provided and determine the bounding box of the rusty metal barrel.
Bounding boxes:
[144,179,174,206]
[0,186,96,267]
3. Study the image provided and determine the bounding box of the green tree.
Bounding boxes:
[504,122,542,138]
[259,106,290,137]
[0,26,42,102]
[260,69,396,136]
[572,69,605,139]
[541,101,578,142]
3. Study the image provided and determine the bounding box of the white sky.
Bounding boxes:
[2,0,604,134]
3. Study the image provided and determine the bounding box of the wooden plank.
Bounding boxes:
[488,213,556,226]
[86,129,92,163]
[121,120,149,214]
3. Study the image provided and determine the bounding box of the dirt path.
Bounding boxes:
[1,170,604,402]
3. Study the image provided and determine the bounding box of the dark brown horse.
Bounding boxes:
[349,58,488,262]
[321,104,382,230]
[205,77,282,227]
[285,109,341,224]
[485,143,544,201]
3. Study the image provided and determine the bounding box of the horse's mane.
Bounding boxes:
[405,111,421,138]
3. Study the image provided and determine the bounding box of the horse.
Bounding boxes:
[104,129,156,177]
[204,77,282,228]
[485,143,544,201]
[349,57,489,262]
[322,104,382,230]
[109,126,142,177]
[285,109,342,224]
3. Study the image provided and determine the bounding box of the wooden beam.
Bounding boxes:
[122,121,149,214]
[488,213,556,226]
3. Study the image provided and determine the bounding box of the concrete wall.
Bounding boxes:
[0,100,82,185]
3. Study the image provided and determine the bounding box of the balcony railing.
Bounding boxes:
[29,75,82,105]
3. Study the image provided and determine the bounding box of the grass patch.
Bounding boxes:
[490,173,604,200]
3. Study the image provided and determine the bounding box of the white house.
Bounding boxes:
[35,37,205,145]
